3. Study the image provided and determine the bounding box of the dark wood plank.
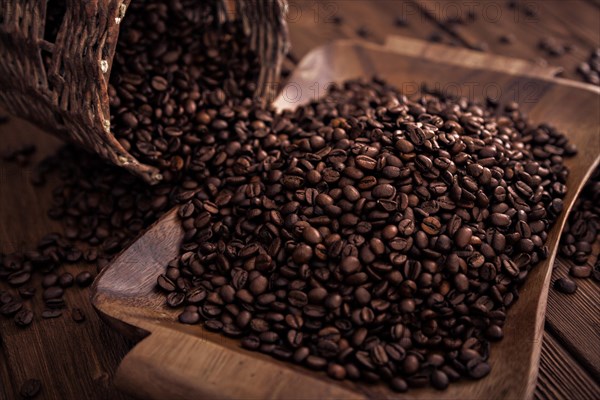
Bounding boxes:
[0,117,133,400]
[535,332,600,400]
[286,0,441,60]
[410,0,600,80]
[546,251,600,380]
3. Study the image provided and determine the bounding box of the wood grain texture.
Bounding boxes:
[534,332,600,400]
[546,257,600,380]
[285,0,440,61]
[0,119,133,400]
[408,0,600,80]
[93,39,600,400]
[2,2,600,399]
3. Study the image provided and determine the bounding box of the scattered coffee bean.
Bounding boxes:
[356,27,370,38]
[58,273,74,288]
[0,2,591,392]
[41,309,63,319]
[576,48,600,85]
[394,17,408,27]
[499,34,515,45]
[71,308,86,323]
[538,37,570,57]
[19,378,42,398]
[41,274,58,289]
[554,277,578,294]
[555,166,599,291]
[570,265,592,279]
[14,308,34,327]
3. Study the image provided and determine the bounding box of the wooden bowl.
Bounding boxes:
[92,37,600,400]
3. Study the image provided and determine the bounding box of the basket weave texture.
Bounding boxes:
[0,0,289,184]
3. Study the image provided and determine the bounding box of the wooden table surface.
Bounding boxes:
[1,1,599,399]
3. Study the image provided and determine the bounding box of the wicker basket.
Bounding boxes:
[0,0,289,184]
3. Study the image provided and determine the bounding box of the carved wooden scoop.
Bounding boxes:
[92,37,600,400]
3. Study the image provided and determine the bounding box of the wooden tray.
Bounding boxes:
[92,37,600,400]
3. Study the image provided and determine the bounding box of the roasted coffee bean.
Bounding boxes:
[204,320,224,331]
[455,227,473,248]
[327,363,346,380]
[179,310,200,325]
[42,274,58,288]
[76,271,94,287]
[490,213,511,227]
[554,277,577,294]
[306,355,327,370]
[485,325,504,341]
[71,308,86,323]
[241,335,261,350]
[42,286,63,300]
[403,354,420,375]
[14,308,34,327]
[1,50,578,393]
[570,265,592,278]
[390,377,408,392]
[1,300,23,316]
[8,271,31,286]
[167,292,185,308]
[431,370,449,390]
[19,378,42,399]
[468,362,491,379]
[58,273,74,288]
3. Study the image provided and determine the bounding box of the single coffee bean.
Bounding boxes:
[241,335,261,350]
[327,363,346,380]
[468,362,491,379]
[58,273,74,288]
[6,46,575,392]
[42,286,63,300]
[305,355,327,370]
[41,309,62,319]
[71,308,86,323]
[570,265,592,278]
[431,370,449,390]
[455,227,473,248]
[42,274,58,288]
[554,277,577,294]
[76,271,94,287]
[390,377,408,392]
[179,310,200,325]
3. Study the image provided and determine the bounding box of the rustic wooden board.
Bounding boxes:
[546,257,600,379]
[93,38,600,400]
[285,0,441,61]
[408,0,600,80]
[2,2,600,399]
[534,332,600,400]
[0,118,133,400]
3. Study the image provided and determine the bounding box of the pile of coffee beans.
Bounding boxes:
[158,78,576,391]
[0,0,593,394]
[1,0,268,326]
[577,48,600,86]
[555,167,600,293]
[108,0,263,183]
